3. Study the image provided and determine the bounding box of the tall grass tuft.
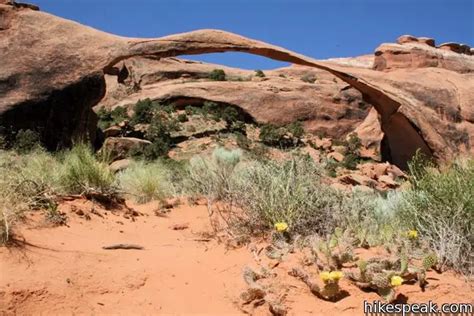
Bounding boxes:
[397,156,473,274]
[185,147,242,201]
[58,144,115,195]
[117,160,176,203]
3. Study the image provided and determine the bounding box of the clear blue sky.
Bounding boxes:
[30,0,473,70]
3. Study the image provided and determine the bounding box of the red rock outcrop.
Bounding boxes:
[374,35,473,72]
[1,3,472,169]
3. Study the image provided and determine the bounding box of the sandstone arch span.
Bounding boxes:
[1,3,456,169]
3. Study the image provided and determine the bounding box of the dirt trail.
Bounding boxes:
[1,200,472,315]
[0,200,250,315]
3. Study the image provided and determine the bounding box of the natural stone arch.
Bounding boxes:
[1,5,439,169]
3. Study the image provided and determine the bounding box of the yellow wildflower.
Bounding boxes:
[390,275,403,287]
[319,271,331,282]
[274,222,289,232]
[407,230,418,239]
[329,271,344,281]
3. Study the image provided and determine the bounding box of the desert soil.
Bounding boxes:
[1,199,472,315]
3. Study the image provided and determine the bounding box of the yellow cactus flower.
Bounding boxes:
[390,275,403,287]
[329,271,344,281]
[407,230,418,239]
[319,271,331,282]
[274,222,289,232]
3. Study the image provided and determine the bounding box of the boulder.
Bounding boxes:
[102,137,151,160]
[327,152,344,162]
[338,174,378,188]
[313,137,333,150]
[109,158,132,173]
[104,125,122,138]
[378,174,399,188]
[396,35,435,47]
[438,42,463,54]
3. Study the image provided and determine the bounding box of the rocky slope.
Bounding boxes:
[1,2,473,168]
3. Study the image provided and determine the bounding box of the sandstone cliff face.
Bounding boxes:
[1,3,472,168]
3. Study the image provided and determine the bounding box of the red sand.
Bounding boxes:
[1,199,472,315]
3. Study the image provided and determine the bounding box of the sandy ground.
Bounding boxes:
[1,199,472,315]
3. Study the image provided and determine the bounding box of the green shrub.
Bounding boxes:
[97,106,128,129]
[397,156,473,274]
[209,69,226,81]
[58,144,115,195]
[235,132,251,150]
[143,114,180,160]
[221,107,239,124]
[177,113,188,123]
[259,123,302,148]
[185,105,200,116]
[259,124,283,146]
[131,99,156,124]
[118,160,174,203]
[13,129,41,154]
[346,133,362,153]
[202,101,219,119]
[287,121,304,139]
[255,70,265,78]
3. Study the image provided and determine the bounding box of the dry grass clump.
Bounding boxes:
[185,147,242,202]
[0,150,60,243]
[185,148,394,241]
[231,156,393,238]
[0,145,118,244]
[57,144,115,195]
[397,155,473,274]
[117,160,177,203]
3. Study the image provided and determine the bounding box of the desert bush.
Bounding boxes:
[202,101,219,119]
[177,113,188,123]
[143,114,180,160]
[131,98,156,124]
[97,106,128,129]
[235,132,251,150]
[287,121,305,139]
[259,123,302,148]
[13,129,41,154]
[396,155,473,274]
[255,69,265,78]
[230,156,385,237]
[185,148,242,201]
[118,160,175,203]
[57,144,115,195]
[331,133,362,170]
[259,124,284,146]
[209,69,226,81]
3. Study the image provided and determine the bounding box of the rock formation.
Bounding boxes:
[98,57,372,139]
[1,3,472,168]
[374,35,474,72]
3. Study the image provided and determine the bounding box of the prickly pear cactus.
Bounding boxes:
[321,282,341,300]
[378,287,396,303]
[372,273,391,289]
[422,253,438,270]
